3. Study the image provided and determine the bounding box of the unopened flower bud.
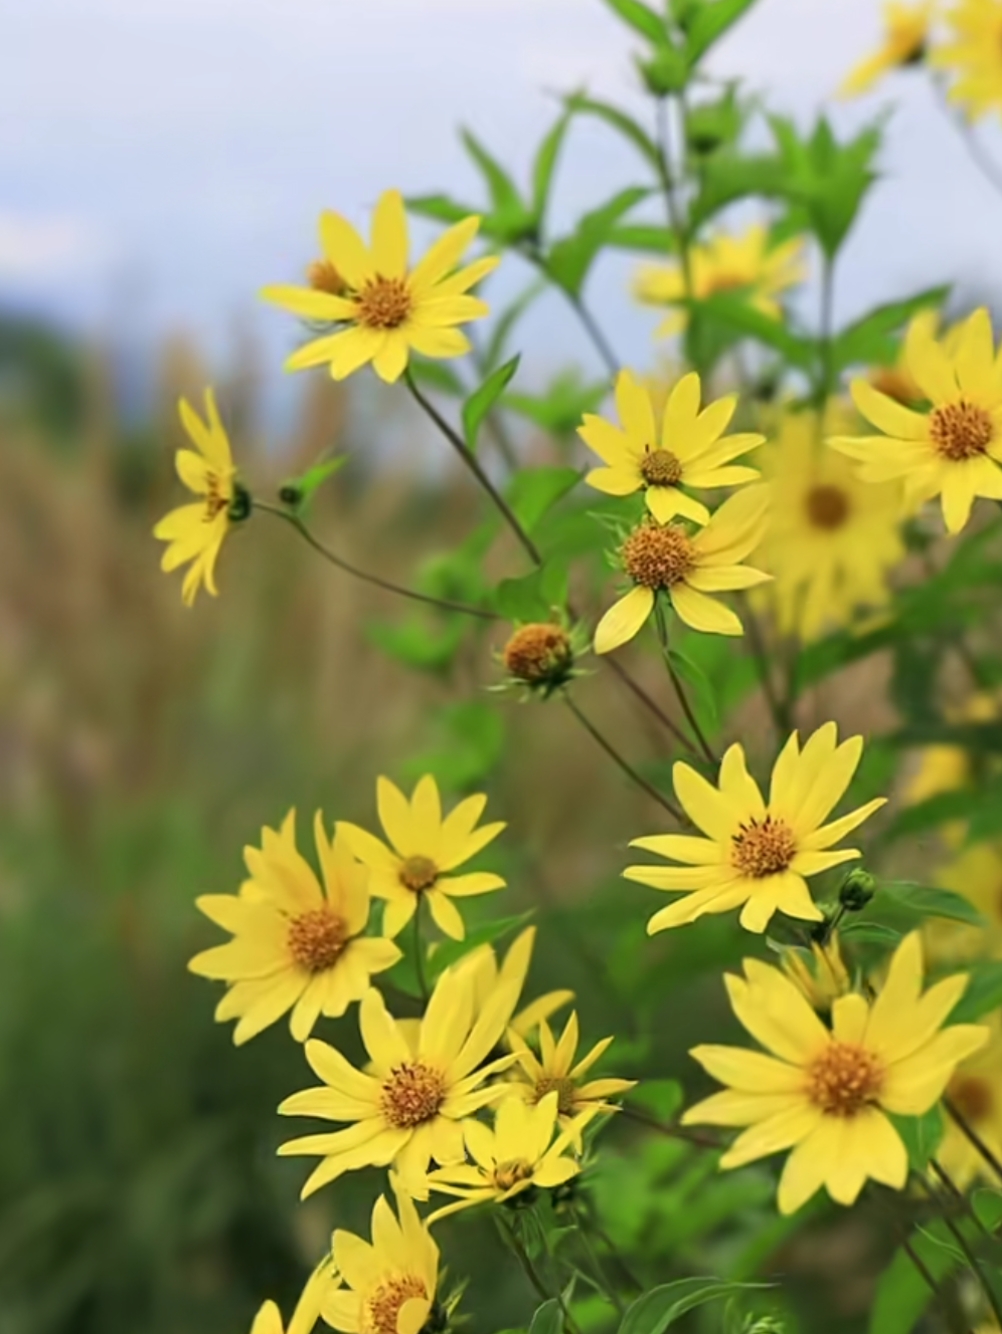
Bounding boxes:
[503,623,574,691]
[227,481,253,523]
[839,869,877,912]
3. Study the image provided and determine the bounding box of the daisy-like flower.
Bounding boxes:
[933,0,1002,120]
[336,775,505,942]
[578,369,764,524]
[261,190,497,384]
[508,1011,635,1126]
[839,2,932,96]
[251,1257,337,1334]
[634,225,806,339]
[830,308,1002,534]
[593,485,771,654]
[425,1094,594,1223]
[938,1017,1002,1187]
[625,723,887,934]
[452,926,574,1042]
[755,406,905,642]
[278,966,520,1197]
[188,812,401,1045]
[322,1176,440,1334]
[682,933,989,1214]
[153,388,240,606]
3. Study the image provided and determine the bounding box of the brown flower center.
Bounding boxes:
[399,855,439,894]
[731,815,797,879]
[204,473,229,521]
[621,523,695,589]
[380,1061,446,1129]
[307,259,346,296]
[930,401,994,461]
[534,1075,578,1117]
[503,623,573,685]
[949,1073,994,1123]
[640,448,684,488]
[807,1041,884,1117]
[357,276,412,330]
[287,908,348,972]
[805,483,850,531]
[366,1275,428,1334]
[494,1158,536,1192]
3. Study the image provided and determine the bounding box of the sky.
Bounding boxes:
[4,0,1002,400]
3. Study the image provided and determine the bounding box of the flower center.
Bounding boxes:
[494,1158,536,1193]
[705,272,748,296]
[930,401,994,461]
[503,623,573,685]
[380,1061,446,1129]
[287,908,348,973]
[366,1275,428,1334]
[205,473,229,521]
[731,815,797,879]
[399,855,439,894]
[949,1073,994,1123]
[807,1041,884,1117]
[534,1075,577,1117]
[357,276,412,330]
[639,448,684,488]
[621,523,695,589]
[805,483,850,531]
[307,259,346,296]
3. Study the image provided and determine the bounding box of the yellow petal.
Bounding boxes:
[670,583,743,635]
[593,585,654,654]
[320,210,373,287]
[370,189,409,278]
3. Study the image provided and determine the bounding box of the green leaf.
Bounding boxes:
[407,193,479,226]
[280,454,347,509]
[564,94,662,171]
[870,1219,962,1334]
[770,114,883,259]
[495,561,569,622]
[684,0,757,63]
[428,911,536,982]
[527,1303,562,1334]
[546,187,649,296]
[618,1279,770,1334]
[890,1106,944,1173]
[879,881,985,928]
[599,0,669,43]
[689,153,790,228]
[462,356,520,452]
[972,1187,1002,1231]
[667,648,719,736]
[460,127,525,219]
[531,111,572,231]
[507,466,581,533]
[948,960,1002,1023]
[627,1080,683,1122]
[604,223,677,254]
[695,292,816,369]
[408,357,466,396]
[831,288,949,372]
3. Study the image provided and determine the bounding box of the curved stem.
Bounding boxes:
[619,1103,722,1151]
[497,1216,582,1334]
[653,601,718,767]
[254,500,497,621]
[602,655,700,757]
[563,694,684,823]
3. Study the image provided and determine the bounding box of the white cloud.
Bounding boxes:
[0,210,103,282]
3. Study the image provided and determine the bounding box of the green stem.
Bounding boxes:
[619,1103,723,1151]
[817,254,836,410]
[738,594,792,738]
[654,95,692,298]
[571,1208,625,1316]
[564,694,684,823]
[497,1216,582,1334]
[653,601,717,767]
[412,896,429,1003]
[917,1171,1002,1331]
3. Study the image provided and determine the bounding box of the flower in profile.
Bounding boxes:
[755,406,905,641]
[336,775,505,941]
[932,0,1002,121]
[278,967,520,1197]
[261,190,497,383]
[593,485,771,654]
[634,225,806,338]
[625,723,887,934]
[781,933,851,1014]
[578,370,763,524]
[189,812,401,1044]
[251,1256,337,1334]
[153,388,240,606]
[839,3,932,96]
[425,1094,594,1222]
[508,1012,635,1126]
[938,1017,1002,1187]
[322,1177,440,1334]
[682,933,989,1214]
[830,308,1002,534]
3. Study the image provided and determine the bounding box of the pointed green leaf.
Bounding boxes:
[832,287,950,372]
[685,0,757,63]
[462,355,520,452]
[280,455,347,509]
[546,186,649,296]
[531,111,572,231]
[949,960,1002,1023]
[460,128,525,217]
[618,1279,771,1334]
[695,292,816,368]
[599,0,669,43]
[507,466,581,534]
[879,881,985,928]
[565,94,662,171]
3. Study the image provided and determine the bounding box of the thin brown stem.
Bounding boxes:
[602,654,698,757]
[620,1103,722,1151]
[946,1097,1002,1183]
[564,694,683,822]
[412,896,429,1002]
[738,594,792,737]
[654,601,717,767]
[917,1171,1002,1330]
[876,1192,970,1334]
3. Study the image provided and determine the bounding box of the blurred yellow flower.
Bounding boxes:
[251,1257,337,1334]
[683,933,989,1213]
[509,1011,635,1126]
[933,0,1002,120]
[937,1015,1002,1188]
[903,691,998,846]
[261,190,497,384]
[634,225,806,338]
[756,407,905,641]
[578,369,763,524]
[337,775,505,941]
[189,812,401,1045]
[278,967,519,1197]
[594,485,771,653]
[153,388,238,606]
[831,308,1002,534]
[322,1177,439,1334]
[425,1093,593,1222]
[925,842,1002,963]
[840,3,932,96]
[781,933,852,1013]
[626,723,886,934]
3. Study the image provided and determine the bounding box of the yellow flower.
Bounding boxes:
[336,775,506,942]
[869,309,962,406]
[634,225,806,338]
[682,933,989,1214]
[451,925,574,1042]
[781,933,852,1013]
[840,3,932,96]
[508,1011,636,1126]
[188,812,401,1045]
[755,407,905,642]
[903,691,998,846]
[261,190,497,384]
[925,842,1002,964]
[425,1093,593,1222]
[251,1257,337,1334]
[938,1016,1002,1187]
[578,369,763,524]
[153,387,237,606]
[278,966,520,1197]
[933,0,1002,120]
[625,723,887,934]
[322,1177,439,1334]
[830,308,1002,534]
[593,485,772,654]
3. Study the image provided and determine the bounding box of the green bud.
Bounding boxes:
[227,481,253,523]
[840,869,877,912]
[636,47,689,96]
[278,482,303,508]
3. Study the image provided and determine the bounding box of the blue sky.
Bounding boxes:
[4,0,1002,396]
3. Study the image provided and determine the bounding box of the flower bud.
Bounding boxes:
[839,868,877,912]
